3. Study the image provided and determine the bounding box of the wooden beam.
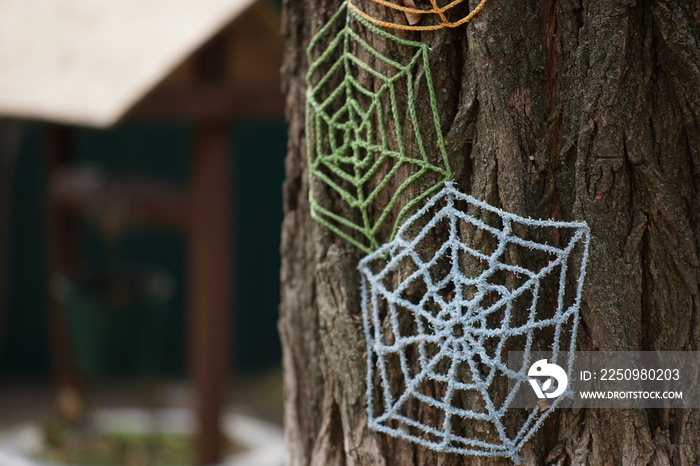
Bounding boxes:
[45,124,85,412]
[129,86,285,122]
[188,121,232,465]
[0,120,22,351]
[188,30,234,466]
[50,167,189,230]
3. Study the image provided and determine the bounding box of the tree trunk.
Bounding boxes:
[279,0,700,464]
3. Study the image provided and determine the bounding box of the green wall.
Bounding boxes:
[0,119,287,377]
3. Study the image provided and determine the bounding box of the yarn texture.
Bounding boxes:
[306,3,452,252]
[359,181,590,461]
[348,0,491,31]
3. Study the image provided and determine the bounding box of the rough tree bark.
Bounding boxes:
[279,0,700,464]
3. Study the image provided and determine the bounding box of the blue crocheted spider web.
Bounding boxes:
[359,182,590,461]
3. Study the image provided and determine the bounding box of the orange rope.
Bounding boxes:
[430,0,451,24]
[356,0,464,15]
[348,0,490,31]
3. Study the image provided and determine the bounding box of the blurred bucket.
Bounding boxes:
[52,264,175,378]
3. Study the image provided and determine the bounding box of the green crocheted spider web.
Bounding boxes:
[306,3,452,253]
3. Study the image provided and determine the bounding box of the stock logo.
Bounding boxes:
[528,359,568,399]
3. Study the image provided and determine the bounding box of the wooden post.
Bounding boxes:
[45,124,84,410]
[188,120,232,465]
[0,120,22,349]
[188,31,233,465]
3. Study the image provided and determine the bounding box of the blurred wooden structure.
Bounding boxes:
[0,0,284,464]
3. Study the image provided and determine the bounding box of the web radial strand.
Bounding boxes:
[360,181,590,460]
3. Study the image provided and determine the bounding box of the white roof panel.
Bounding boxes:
[0,0,256,126]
